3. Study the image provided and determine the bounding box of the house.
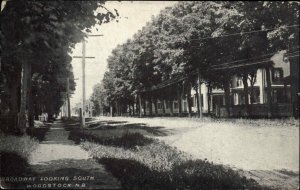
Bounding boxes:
[140,51,297,118]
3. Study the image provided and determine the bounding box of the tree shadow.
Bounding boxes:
[1,158,120,189]
[99,158,262,190]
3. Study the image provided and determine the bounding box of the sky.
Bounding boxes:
[70,1,177,108]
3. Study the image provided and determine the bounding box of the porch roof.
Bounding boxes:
[140,56,274,93]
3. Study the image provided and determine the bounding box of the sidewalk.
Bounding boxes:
[28,120,120,189]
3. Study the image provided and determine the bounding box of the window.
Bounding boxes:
[272,68,283,83]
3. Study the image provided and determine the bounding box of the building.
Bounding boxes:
[139,51,297,118]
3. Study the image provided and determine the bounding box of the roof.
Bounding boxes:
[140,55,275,93]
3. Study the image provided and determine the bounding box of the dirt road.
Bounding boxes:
[98,116,299,189]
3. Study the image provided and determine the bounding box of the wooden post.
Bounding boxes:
[265,66,273,118]
[197,68,203,119]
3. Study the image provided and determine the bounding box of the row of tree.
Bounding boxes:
[91,1,299,117]
[0,1,118,134]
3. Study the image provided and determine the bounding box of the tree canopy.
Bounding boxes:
[0,0,118,132]
[96,1,299,116]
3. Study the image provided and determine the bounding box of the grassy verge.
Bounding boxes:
[69,129,154,149]
[99,158,259,189]
[65,119,262,189]
[0,134,38,177]
[79,138,260,189]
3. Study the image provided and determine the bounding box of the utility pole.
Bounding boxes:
[73,34,103,128]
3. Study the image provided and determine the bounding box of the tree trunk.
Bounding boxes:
[139,94,142,118]
[197,69,203,119]
[177,84,182,117]
[289,56,299,118]
[169,98,174,116]
[187,83,192,118]
[265,67,273,118]
[195,86,200,117]
[67,77,71,118]
[143,100,146,116]
[223,79,231,117]
[9,73,20,114]
[242,73,250,116]
[207,84,211,114]
[110,104,113,117]
[162,99,166,115]
[27,63,34,128]
[154,98,158,115]
[132,103,135,116]
[149,98,153,116]
[128,104,132,116]
[18,59,30,134]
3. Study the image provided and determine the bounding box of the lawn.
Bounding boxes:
[98,116,299,171]
[66,119,262,189]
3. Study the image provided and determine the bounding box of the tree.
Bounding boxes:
[1,0,118,133]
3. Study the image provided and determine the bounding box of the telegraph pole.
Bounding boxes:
[82,40,86,127]
[73,34,103,128]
